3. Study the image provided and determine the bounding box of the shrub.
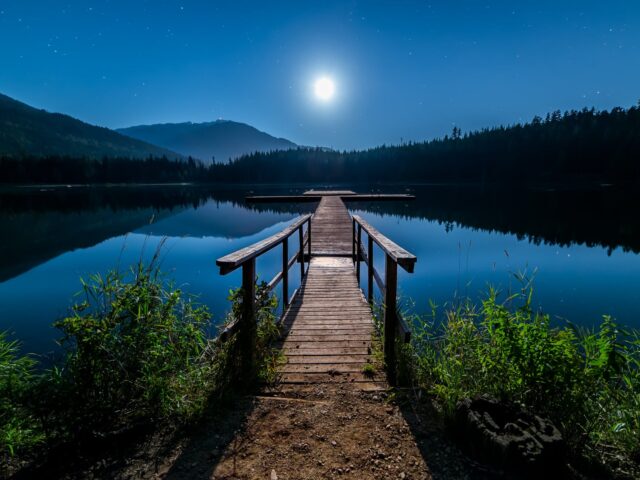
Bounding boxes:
[405,288,640,473]
[0,333,43,458]
[223,282,282,385]
[1,259,283,476]
[53,261,215,433]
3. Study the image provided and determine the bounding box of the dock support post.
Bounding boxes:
[352,218,356,263]
[384,254,398,386]
[240,258,256,379]
[298,225,304,278]
[367,235,374,304]
[307,218,311,263]
[282,239,289,308]
[356,224,362,284]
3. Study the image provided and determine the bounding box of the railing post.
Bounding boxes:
[298,225,304,278]
[356,223,362,283]
[282,238,289,308]
[367,235,374,304]
[307,218,311,264]
[384,254,398,386]
[240,258,256,378]
[352,218,356,263]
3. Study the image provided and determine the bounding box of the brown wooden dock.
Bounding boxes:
[216,191,416,389]
[309,196,353,256]
[279,256,379,385]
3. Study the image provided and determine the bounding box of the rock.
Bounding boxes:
[452,395,565,475]
[271,469,278,480]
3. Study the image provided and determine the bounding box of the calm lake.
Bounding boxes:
[1,184,639,357]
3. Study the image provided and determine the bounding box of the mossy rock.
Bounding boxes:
[452,395,565,475]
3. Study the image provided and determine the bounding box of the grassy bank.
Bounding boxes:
[394,288,640,477]
[0,261,280,473]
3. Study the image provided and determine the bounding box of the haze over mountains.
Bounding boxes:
[0,93,181,159]
[117,121,297,163]
[0,93,298,163]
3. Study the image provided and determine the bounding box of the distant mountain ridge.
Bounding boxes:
[117,120,297,163]
[0,93,181,159]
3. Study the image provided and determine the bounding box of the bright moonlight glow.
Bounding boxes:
[314,77,335,101]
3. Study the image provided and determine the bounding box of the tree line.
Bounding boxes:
[2,104,640,185]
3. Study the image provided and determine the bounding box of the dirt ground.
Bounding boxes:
[62,385,491,480]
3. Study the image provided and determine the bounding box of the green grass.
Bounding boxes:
[0,258,282,470]
[0,333,44,459]
[362,362,376,378]
[51,262,217,431]
[398,287,640,475]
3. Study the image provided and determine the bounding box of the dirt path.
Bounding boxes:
[86,385,486,480]
[170,388,429,479]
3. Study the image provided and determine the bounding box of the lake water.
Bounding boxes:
[1,184,639,357]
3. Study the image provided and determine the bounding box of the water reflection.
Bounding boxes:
[0,185,313,282]
[346,185,640,254]
[0,184,638,356]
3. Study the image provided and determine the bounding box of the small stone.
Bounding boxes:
[399,473,406,479]
[331,440,337,447]
[271,469,278,480]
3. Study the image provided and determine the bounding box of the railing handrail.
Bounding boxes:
[216,213,312,274]
[352,213,417,385]
[352,214,417,273]
[214,213,312,376]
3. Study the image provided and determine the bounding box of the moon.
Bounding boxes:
[314,76,335,101]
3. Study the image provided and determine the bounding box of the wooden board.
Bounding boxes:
[246,193,415,202]
[303,190,356,196]
[309,196,353,256]
[278,256,378,388]
[351,214,417,273]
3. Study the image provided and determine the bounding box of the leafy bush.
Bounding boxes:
[405,289,640,472]
[53,262,215,432]
[0,333,43,457]
[223,282,282,385]
[1,259,284,477]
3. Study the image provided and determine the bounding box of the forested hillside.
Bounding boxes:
[217,105,640,184]
[2,104,639,185]
[0,93,181,159]
[117,120,297,163]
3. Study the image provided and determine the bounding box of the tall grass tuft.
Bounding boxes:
[50,260,216,435]
[0,333,43,460]
[401,288,640,474]
[0,258,282,472]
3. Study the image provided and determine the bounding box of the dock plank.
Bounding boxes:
[279,252,377,388]
[309,196,353,256]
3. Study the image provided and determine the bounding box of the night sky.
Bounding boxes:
[1,1,639,150]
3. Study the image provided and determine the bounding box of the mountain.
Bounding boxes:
[117,120,297,163]
[0,93,181,159]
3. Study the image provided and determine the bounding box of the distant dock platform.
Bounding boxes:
[246,190,415,203]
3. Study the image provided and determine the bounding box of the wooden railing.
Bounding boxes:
[215,214,312,371]
[352,214,417,385]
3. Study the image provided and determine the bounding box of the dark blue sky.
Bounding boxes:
[1,1,639,149]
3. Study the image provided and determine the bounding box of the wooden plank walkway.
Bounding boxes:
[309,196,353,256]
[277,195,384,389]
[219,191,415,390]
[246,193,415,202]
[279,257,383,387]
